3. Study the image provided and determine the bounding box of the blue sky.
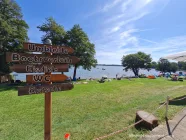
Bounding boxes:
[16,0,186,64]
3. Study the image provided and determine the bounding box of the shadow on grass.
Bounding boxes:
[0,85,17,92]
[169,95,186,106]
[160,95,186,106]
[0,82,26,92]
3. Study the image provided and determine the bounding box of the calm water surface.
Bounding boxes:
[12,65,160,81]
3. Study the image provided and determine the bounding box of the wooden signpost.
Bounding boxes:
[6,42,79,140]
[10,64,69,73]
[23,42,74,54]
[18,83,74,96]
[26,74,68,83]
[6,52,80,64]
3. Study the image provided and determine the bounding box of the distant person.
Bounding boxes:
[162,73,165,77]
[179,72,183,76]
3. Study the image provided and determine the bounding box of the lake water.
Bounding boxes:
[12,65,160,81]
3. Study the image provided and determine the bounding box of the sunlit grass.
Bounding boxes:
[0,78,186,140]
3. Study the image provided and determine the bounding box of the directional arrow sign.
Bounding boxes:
[26,74,68,83]
[23,42,74,54]
[10,64,69,73]
[18,83,74,96]
[6,52,80,64]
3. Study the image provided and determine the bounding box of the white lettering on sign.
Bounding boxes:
[11,53,73,63]
[32,75,51,82]
[44,75,51,82]
[12,53,20,61]
[28,44,68,54]
[28,86,62,94]
[26,65,59,73]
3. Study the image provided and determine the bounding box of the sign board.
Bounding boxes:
[10,64,69,73]
[6,52,80,64]
[26,74,68,83]
[23,42,74,54]
[18,83,74,96]
[9,41,80,140]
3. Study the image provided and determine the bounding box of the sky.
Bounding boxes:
[16,0,186,64]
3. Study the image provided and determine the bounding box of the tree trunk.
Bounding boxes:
[132,68,139,77]
[73,65,77,80]
[136,69,139,77]
[132,68,137,76]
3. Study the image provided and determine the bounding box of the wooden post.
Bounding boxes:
[44,39,52,140]
[6,41,78,140]
[44,89,52,140]
[165,96,169,119]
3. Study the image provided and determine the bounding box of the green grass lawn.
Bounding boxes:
[0,78,186,140]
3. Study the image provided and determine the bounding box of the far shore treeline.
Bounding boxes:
[0,0,184,79]
[121,52,185,76]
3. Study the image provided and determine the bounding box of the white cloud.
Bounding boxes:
[110,26,120,33]
[86,0,171,64]
[96,35,186,64]
[102,0,123,12]
[138,38,158,44]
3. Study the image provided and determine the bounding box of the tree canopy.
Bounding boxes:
[169,62,178,73]
[37,17,66,45]
[65,24,97,79]
[121,52,152,76]
[156,59,178,73]
[0,0,29,73]
[151,61,157,69]
[178,61,186,70]
[156,59,170,73]
[38,19,97,79]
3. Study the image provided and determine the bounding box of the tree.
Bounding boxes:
[169,62,178,73]
[121,52,152,76]
[37,17,66,45]
[151,61,157,69]
[65,24,97,79]
[0,0,29,73]
[178,61,186,70]
[156,59,170,73]
[156,59,178,73]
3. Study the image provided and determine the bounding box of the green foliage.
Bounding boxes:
[0,0,28,51]
[170,62,178,73]
[156,59,178,73]
[121,52,152,76]
[0,78,186,139]
[37,17,66,45]
[0,54,10,73]
[65,24,97,78]
[178,61,186,70]
[0,0,29,73]
[38,20,97,79]
[151,61,157,69]
[156,59,170,73]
